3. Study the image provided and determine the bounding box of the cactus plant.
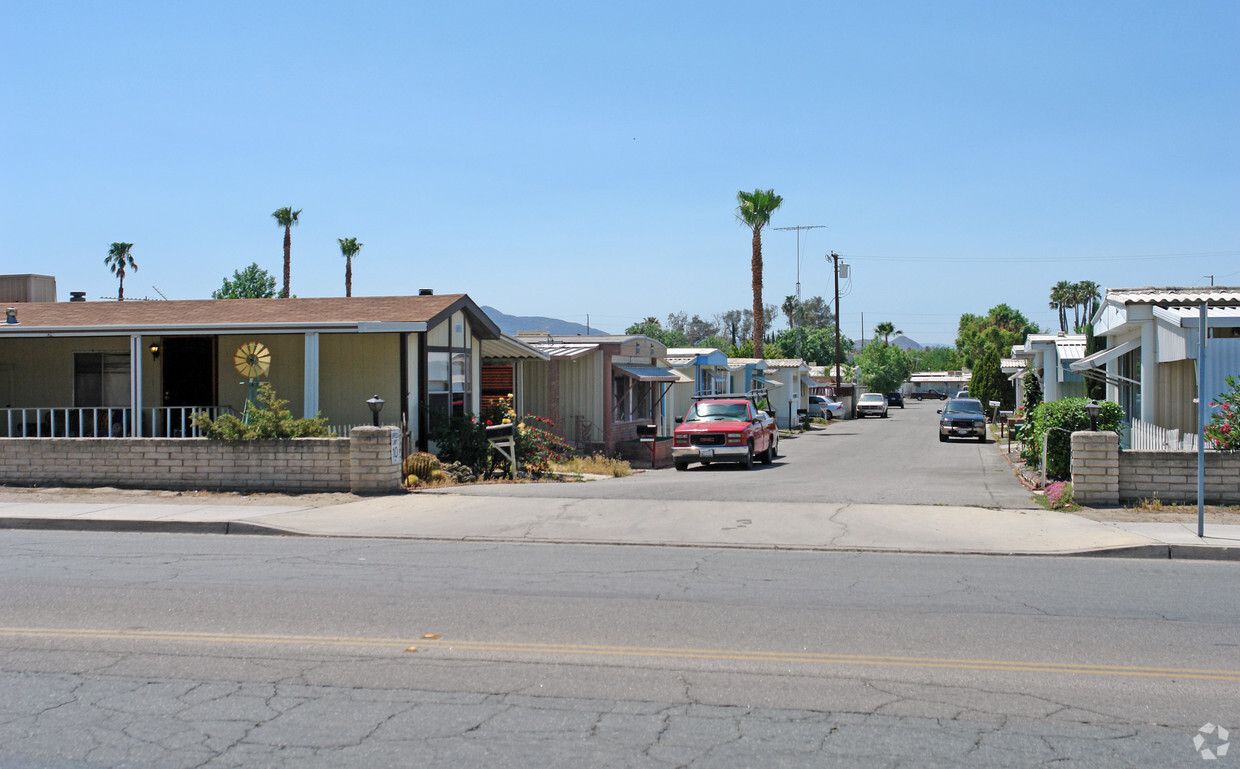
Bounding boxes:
[403,452,440,480]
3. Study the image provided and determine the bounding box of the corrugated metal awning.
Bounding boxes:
[614,364,684,383]
[480,334,550,361]
[1070,339,1139,372]
[752,376,785,389]
[1055,339,1085,361]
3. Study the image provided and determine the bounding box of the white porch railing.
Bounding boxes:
[0,406,234,438]
[1128,417,1199,451]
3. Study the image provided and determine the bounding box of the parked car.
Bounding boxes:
[856,392,889,418]
[938,398,987,442]
[953,387,970,399]
[807,395,845,420]
[885,392,905,408]
[672,396,779,471]
[911,389,947,400]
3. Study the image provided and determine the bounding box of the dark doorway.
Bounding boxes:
[162,337,216,407]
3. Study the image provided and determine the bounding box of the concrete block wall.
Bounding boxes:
[1069,431,1119,506]
[0,427,404,494]
[1118,450,1240,505]
[348,426,402,494]
[1071,430,1240,505]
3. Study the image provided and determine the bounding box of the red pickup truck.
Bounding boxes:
[672,394,779,471]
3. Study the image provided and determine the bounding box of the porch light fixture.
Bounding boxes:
[149,343,160,358]
[366,394,385,426]
[1085,400,1101,431]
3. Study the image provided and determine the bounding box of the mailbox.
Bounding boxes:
[636,424,658,443]
[485,423,514,440]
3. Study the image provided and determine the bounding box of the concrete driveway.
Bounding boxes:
[439,400,1036,509]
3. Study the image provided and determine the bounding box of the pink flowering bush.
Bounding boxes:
[1205,375,1240,452]
[1045,481,1075,510]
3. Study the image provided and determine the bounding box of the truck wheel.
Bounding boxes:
[939,433,948,442]
[675,461,689,471]
[741,444,754,470]
[769,434,778,459]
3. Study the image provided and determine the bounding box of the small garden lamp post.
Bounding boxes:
[366,395,385,427]
[1085,400,1101,431]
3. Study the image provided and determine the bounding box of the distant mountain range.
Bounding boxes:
[482,306,610,337]
[853,334,923,351]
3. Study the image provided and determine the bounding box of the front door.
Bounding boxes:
[162,337,216,407]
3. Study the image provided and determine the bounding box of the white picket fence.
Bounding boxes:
[1128,418,1199,451]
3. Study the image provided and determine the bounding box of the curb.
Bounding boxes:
[3,517,1238,561]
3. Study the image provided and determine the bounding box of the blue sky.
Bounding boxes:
[3,1,1237,346]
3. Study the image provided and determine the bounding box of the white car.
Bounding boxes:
[856,392,889,418]
[807,395,845,420]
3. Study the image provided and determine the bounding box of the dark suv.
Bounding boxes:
[938,398,987,442]
[885,392,905,408]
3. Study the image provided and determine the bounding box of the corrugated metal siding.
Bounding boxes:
[1156,318,1191,363]
[559,353,603,446]
[1204,339,1240,422]
[1155,359,1197,435]
[519,361,548,420]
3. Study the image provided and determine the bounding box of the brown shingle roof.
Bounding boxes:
[0,294,500,338]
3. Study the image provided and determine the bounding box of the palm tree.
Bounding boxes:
[1077,280,1101,326]
[338,237,363,297]
[735,188,783,358]
[874,321,902,346]
[1049,280,1072,332]
[104,242,136,301]
[271,207,302,298]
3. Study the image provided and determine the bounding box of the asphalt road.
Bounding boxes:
[449,399,1036,508]
[2,531,1237,767]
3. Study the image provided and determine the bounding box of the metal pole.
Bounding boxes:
[831,252,842,391]
[1198,302,1207,537]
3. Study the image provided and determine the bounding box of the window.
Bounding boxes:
[427,349,472,421]
[74,352,129,407]
[612,374,652,423]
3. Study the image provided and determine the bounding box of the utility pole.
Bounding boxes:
[831,251,842,390]
[774,225,826,321]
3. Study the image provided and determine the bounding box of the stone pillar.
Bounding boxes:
[349,426,402,494]
[1070,430,1119,506]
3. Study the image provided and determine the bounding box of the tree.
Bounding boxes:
[1022,369,1043,415]
[1049,280,1072,333]
[718,310,745,348]
[104,242,136,301]
[970,347,1013,412]
[873,321,903,346]
[735,188,783,357]
[1077,280,1101,327]
[855,339,913,394]
[338,237,363,297]
[956,304,1040,371]
[625,318,687,348]
[271,206,302,298]
[766,327,852,365]
[907,346,959,372]
[213,263,277,299]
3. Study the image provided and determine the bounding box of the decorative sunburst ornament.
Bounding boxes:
[233,342,272,423]
[234,342,271,378]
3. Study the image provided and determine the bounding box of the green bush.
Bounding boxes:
[1020,398,1123,480]
[427,412,491,472]
[191,383,332,440]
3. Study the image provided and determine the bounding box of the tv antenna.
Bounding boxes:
[152,286,169,300]
[774,225,826,314]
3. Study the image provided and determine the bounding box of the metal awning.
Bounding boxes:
[752,376,784,389]
[613,364,683,383]
[1069,339,1139,373]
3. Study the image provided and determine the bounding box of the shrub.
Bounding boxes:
[1205,375,1240,452]
[427,412,490,473]
[1044,481,1076,510]
[1020,398,1124,480]
[192,383,332,440]
[1022,370,1042,414]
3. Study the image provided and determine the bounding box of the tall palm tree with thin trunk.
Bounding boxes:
[104,242,136,301]
[271,207,302,298]
[1077,280,1101,325]
[874,321,903,346]
[735,188,783,358]
[338,237,362,297]
[1049,280,1072,332]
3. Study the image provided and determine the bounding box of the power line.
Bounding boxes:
[840,250,1239,264]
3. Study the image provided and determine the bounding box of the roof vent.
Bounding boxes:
[5,308,16,324]
[418,288,434,296]
[70,291,86,302]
